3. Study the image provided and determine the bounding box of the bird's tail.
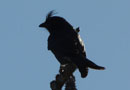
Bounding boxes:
[78,65,89,78]
[76,58,105,78]
[72,57,89,78]
[85,58,105,70]
[71,57,105,78]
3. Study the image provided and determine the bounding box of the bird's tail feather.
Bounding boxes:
[78,58,105,78]
[85,58,105,70]
[72,57,89,78]
[71,57,105,78]
[78,66,88,78]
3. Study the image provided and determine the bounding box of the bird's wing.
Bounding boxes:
[48,32,86,57]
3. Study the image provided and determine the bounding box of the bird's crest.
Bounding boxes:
[46,10,57,20]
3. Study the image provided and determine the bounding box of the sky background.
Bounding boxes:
[0,0,130,90]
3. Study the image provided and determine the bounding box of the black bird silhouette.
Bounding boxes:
[39,11,105,78]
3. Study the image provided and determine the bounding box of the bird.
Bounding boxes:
[39,11,105,78]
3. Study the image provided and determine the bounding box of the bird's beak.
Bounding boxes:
[39,22,46,28]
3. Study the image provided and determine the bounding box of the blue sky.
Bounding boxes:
[0,0,130,90]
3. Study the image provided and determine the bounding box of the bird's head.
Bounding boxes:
[39,10,73,34]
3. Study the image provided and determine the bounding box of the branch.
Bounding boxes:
[65,75,77,90]
[50,63,77,90]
